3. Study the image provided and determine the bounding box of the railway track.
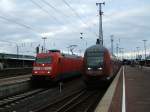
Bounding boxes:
[0,75,111,112]
[0,88,47,112]
[34,89,104,112]
[0,77,86,112]
[0,75,108,112]
[33,89,86,112]
[0,74,31,79]
[0,88,86,112]
[0,74,31,84]
[0,67,32,79]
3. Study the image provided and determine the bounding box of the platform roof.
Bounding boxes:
[0,53,35,61]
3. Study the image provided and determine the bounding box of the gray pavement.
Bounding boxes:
[125,66,150,112]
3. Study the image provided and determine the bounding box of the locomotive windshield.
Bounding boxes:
[86,51,104,68]
[36,56,52,64]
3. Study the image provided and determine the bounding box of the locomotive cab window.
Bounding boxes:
[36,56,52,64]
[86,51,104,68]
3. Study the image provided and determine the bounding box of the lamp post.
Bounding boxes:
[136,47,140,59]
[42,37,47,53]
[119,48,124,60]
[116,43,119,58]
[143,40,147,65]
[110,35,114,55]
[143,40,147,60]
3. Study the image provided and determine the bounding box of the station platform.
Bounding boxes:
[125,66,150,112]
[95,66,150,112]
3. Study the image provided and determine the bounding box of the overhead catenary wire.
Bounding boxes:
[40,0,75,26]
[0,15,39,33]
[31,0,91,40]
[32,0,98,38]
[40,0,87,34]
[61,0,83,20]
[61,0,98,37]
[0,0,98,44]
[30,0,64,26]
[41,0,69,18]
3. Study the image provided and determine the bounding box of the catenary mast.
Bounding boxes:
[96,2,105,45]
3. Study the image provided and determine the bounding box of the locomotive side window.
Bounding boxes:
[58,58,61,63]
[36,57,52,64]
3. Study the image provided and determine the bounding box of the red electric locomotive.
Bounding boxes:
[32,50,83,82]
[83,44,120,85]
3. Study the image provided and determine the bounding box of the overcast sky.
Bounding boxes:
[0,0,150,58]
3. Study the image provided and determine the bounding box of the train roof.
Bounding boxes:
[61,53,82,59]
[49,49,82,59]
[85,45,121,61]
[48,49,60,53]
[85,44,108,53]
[37,50,82,59]
[0,53,35,61]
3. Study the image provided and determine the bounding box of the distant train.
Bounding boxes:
[32,50,83,82]
[83,44,121,85]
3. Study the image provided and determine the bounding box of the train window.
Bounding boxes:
[86,51,104,67]
[86,52,103,57]
[36,57,52,64]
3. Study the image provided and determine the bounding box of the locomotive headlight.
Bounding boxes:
[98,67,102,70]
[47,71,50,74]
[88,68,92,70]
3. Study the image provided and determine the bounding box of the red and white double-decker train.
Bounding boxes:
[83,44,121,85]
